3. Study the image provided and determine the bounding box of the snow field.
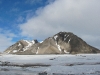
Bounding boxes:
[0,54,100,75]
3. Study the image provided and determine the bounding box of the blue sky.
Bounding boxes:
[0,0,49,40]
[0,0,100,52]
[0,0,53,51]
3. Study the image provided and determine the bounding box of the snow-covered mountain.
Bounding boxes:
[4,32,100,54]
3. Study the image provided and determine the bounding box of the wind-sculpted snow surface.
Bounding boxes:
[0,54,100,75]
[4,32,100,55]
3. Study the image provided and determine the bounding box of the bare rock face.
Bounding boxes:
[4,32,100,54]
[53,32,100,54]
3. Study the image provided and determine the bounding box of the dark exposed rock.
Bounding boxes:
[4,32,100,54]
[39,72,47,75]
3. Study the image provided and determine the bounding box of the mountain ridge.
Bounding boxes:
[4,32,100,54]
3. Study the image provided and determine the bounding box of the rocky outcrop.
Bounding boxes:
[4,32,100,54]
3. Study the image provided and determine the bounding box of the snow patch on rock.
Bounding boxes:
[13,50,18,53]
[57,45,61,52]
[18,43,21,46]
[36,50,38,54]
[54,35,58,40]
[8,51,11,53]
[31,40,35,44]
[68,38,71,43]
[38,47,39,49]
[40,41,43,43]
[67,35,69,37]
[64,35,69,41]
[64,50,69,54]
[23,40,33,51]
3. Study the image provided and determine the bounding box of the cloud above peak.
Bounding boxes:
[19,0,100,48]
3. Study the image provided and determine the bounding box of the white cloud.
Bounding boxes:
[0,28,16,52]
[19,0,100,49]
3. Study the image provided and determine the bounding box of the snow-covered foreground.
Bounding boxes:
[0,54,100,75]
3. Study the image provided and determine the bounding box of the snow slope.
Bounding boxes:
[0,54,100,75]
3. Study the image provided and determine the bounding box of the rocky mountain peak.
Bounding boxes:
[53,32,75,42]
[4,39,38,54]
